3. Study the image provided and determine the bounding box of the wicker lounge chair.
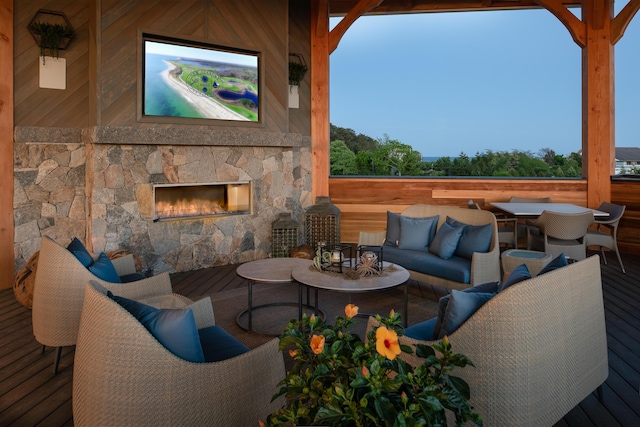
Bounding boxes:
[73,281,286,426]
[527,210,594,261]
[585,201,626,273]
[368,255,608,426]
[32,235,191,373]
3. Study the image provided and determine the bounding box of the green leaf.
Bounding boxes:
[415,344,436,359]
[448,376,471,400]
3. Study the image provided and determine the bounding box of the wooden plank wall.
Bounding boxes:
[330,177,640,255]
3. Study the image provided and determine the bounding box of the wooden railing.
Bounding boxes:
[329,176,640,255]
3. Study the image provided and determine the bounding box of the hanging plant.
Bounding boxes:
[289,57,308,86]
[28,20,74,64]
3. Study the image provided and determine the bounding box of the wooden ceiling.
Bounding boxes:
[329,0,582,15]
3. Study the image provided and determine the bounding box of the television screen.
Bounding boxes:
[142,34,260,123]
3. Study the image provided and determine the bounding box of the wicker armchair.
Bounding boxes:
[73,281,286,426]
[368,255,608,426]
[32,235,191,373]
[527,210,594,261]
[585,202,626,273]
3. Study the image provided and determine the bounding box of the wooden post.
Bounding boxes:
[310,0,331,201]
[0,0,14,289]
[582,0,614,208]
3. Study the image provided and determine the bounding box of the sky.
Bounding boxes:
[329,7,640,158]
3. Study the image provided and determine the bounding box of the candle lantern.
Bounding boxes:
[271,212,299,258]
[318,243,352,273]
[304,196,340,249]
[356,245,384,272]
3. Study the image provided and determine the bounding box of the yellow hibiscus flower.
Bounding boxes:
[375,326,401,360]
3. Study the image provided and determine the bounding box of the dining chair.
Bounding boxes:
[469,200,518,249]
[527,210,595,261]
[510,196,553,248]
[585,202,626,273]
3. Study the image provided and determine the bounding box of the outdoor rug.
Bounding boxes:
[207,282,440,350]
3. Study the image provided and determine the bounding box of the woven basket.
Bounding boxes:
[107,249,142,272]
[14,251,39,309]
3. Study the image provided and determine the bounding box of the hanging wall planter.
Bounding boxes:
[289,53,308,109]
[27,9,75,65]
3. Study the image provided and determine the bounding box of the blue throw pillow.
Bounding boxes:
[498,263,532,292]
[397,215,439,251]
[438,289,494,339]
[536,253,568,276]
[109,293,205,363]
[429,222,464,260]
[385,211,402,246]
[199,325,250,362]
[404,317,437,341]
[446,217,493,260]
[88,252,121,283]
[67,237,93,267]
[433,281,498,340]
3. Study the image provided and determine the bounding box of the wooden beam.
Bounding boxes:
[534,0,587,47]
[329,0,383,53]
[311,0,331,200]
[611,0,640,44]
[0,0,13,289]
[582,0,614,208]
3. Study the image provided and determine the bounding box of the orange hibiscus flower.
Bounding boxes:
[375,326,401,360]
[345,304,359,318]
[310,334,325,355]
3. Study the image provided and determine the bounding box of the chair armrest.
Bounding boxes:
[470,249,501,284]
[103,272,173,300]
[110,254,137,276]
[188,296,216,329]
[358,231,386,246]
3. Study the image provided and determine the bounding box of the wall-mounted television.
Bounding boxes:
[139,32,261,124]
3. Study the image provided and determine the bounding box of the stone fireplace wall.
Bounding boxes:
[14,127,312,275]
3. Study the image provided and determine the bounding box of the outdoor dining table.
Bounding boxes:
[491,202,609,218]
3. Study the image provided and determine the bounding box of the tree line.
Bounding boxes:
[330,124,583,177]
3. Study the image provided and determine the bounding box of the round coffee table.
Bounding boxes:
[291,261,411,326]
[501,249,553,277]
[236,258,315,334]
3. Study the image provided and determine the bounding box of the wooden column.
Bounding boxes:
[310,0,331,200]
[0,0,14,289]
[582,0,615,208]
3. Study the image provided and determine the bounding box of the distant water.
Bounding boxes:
[144,53,203,118]
[422,156,446,162]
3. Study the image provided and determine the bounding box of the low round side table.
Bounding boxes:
[501,249,553,278]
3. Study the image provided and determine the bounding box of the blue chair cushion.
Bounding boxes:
[404,316,437,341]
[438,289,495,339]
[384,211,402,247]
[67,237,93,267]
[383,246,472,284]
[446,217,493,260]
[199,325,250,362]
[433,281,499,340]
[397,215,439,251]
[89,252,121,283]
[429,222,464,260]
[498,263,532,292]
[537,253,568,276]
[120,272,147,282]
[109,293,205,363]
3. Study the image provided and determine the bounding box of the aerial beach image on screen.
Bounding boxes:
[144,40,259,122]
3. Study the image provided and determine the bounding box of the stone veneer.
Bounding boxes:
[13,126,312,275]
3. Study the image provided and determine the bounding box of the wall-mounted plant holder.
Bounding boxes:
[289,53,308,109]
[28,9,74,89]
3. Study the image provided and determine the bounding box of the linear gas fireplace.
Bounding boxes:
[153,181,252,221]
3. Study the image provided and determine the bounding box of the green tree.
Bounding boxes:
[330,124,378,153]
[329,140,357,175]
[371,136,424,176]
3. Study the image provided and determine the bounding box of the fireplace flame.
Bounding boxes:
[156,199,225,220]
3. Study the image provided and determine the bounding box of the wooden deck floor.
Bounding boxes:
[1,251,639,426]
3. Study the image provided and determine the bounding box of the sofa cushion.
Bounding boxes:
[429,222,464,260]
[89,252,122,283]
[404,316,437,341]
[446,217,493,260]
[199,325,250,362]
[384,211,402,246]
[438,289,495,339]
[68,237,93,267]
[383,246,472,284]
[109,293,205,363]
[433,281,499,340]
[498,263,531,292]
[397,215,439,251]
[537,253,568,276]
[119,272,147,282]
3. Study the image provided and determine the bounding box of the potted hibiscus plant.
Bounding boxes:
[262,304,483,426]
